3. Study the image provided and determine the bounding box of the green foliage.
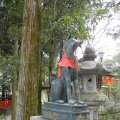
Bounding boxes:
[111,80,120,99]
[96,8,109,17]
[0,114,5,120]
[4,0,23,18]
[41,0,113,88]
[42,0,89,43]
[0,0,23,93]
[7,25,21,41]
[101,52,120,119]
[41,0,90,77]
[0,56,19,87]
[103,57,120,99]
[0,0,23,55]
[103,107,120,120]
[83,0,110,44]
[111,53,120,82]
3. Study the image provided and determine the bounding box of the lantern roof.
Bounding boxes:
[83,46,97,61]
[79,46,111,75]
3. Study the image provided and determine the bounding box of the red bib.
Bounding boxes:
[58,53,78,77]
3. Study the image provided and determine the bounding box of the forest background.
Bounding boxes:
[0,0,120,120]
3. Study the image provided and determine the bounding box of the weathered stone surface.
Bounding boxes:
[42,102,89,120]
[30,116,46,120]
[78,46,110,120]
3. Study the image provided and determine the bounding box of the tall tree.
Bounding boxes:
[41,0,89,83]
[15,0,41,119]
[0,1,23,119]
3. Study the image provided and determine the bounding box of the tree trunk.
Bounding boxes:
[12,37,19,120]
[38,51,43,114]
[60,39,63,60]
[1,84,5,100]
[15,0,41,120]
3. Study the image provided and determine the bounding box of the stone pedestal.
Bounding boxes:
[80,92,107,120]
[42,102,89,120]
[79,78,106,120]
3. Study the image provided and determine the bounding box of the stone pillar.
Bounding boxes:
[88,106,99,120]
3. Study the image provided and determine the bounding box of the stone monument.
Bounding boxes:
[78,46,110,120]
[30,36,89,120]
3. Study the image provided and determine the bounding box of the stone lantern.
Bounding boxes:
[78,46,110,120]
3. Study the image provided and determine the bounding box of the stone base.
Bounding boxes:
[42,102,89,120]
[81,92,106,120]
[81,92,107,102]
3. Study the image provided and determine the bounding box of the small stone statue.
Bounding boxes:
[49,36,83,104]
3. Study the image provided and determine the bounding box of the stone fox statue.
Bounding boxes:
[49,36,83,104]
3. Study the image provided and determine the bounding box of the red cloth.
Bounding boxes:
[58,53,79,77]
[0,100,12,109]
